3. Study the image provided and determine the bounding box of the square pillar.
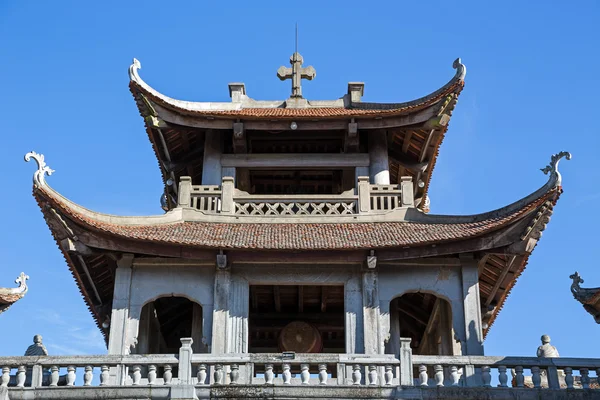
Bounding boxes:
[460,255,484,355]
[362,270,381,354]
[108,254,134,355]
[202,130,223,185]
[344,274,364,353]
[211,269,231,354]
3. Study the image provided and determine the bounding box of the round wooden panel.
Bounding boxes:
[278,321,323,353]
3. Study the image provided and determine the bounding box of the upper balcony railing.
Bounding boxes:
[177,176,414,216]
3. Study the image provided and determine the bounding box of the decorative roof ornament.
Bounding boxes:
[452,58,467,82]
[570,271,600,323]
[128,58,142,82]
[24,151,54,186]
[0,272,29,315]
[541,151,572,187]
[277,53,316,99]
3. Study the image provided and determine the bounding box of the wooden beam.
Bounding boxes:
[397,307,428,326]
[221,153,370,168]
[485,255,518,307]
[381,257,461,267]
[274,286,281,313]
[402,131,413,153]
[228,250,367,265]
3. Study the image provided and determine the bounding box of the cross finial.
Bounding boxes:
[277,52,316,98]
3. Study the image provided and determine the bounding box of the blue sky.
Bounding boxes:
[0,1,599,358]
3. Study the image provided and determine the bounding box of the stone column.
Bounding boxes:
[191,303,204,353]
[108,254,134,355]
[345,274,364,353]
[460,255,484,355]
[368,130,390,185]
[362,270,381,354]
[226,275,249,353]
[202,130,223,185]
[211,269,231,354]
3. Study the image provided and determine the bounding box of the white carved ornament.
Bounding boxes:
[0,272,29,296]
[235,201,356,216]
[541,151,571,187]
[24,151,54,186]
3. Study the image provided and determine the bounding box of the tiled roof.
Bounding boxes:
[36,185,552,251]
[130,81,462,120]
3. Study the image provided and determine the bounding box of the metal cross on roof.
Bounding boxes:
[277,52,316,99]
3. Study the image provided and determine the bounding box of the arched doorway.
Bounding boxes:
[389,292,455,356]
[136,296,204,354]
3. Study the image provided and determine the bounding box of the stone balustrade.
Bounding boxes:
[2,338,600,398]
[178,175,414,216]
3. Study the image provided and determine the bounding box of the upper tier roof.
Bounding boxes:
[128,57,466,211]
[25,151,570,338]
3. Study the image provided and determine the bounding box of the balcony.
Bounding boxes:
[176,176,414,217]
[2,338,600,400]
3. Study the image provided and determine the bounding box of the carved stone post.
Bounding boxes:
[399,338,414,386]
[220,176,235,214]
[211,267,231,354]
[400,177,414,207]
[178,338,194,385]
[357,176,370,214]
[177,176,192,208]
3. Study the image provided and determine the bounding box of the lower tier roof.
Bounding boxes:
[25,151,570,342]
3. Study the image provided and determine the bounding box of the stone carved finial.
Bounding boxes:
[128,58,141,82]
[277,53,316,99]
[570,271,584,296]
[0,272,29,297]
[540,151,571,187]
[24,152,54,186]
[537,334,559,358]
[24,334,48,356]
[452,58,467,82]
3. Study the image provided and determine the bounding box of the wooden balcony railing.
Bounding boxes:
[177,176,415,216]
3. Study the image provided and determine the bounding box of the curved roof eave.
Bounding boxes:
[128,58,466,119]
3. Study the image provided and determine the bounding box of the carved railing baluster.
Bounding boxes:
[163,365,172,385]
[84,366,93,386]
[581,368,590,389]
[1,367,9,387]
[214,364,224,385]
[100,365,109,386]
[564,367,573,389]
[197,364,207,385]
[230,364,239,384]
[352,365,362,385]
[148,365,157,385]
[498,365,508,388]
[531,366,541,389]
[264,364,274,385]
[131,365,141,385]
[368,365,378,385]
[318,364,327,385]
[450,366,460,387]
[282,363,291,384]
[50,366,59,387]
[66,366,76,386]
[482,366,491,387]
[384,365,393,386]
[434,365,444,387]
[514,366,524,388]
[300,364,310,385]
[16,366,25,387]
[419,365,428,387]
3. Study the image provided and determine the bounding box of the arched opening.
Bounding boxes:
[136,296,204,354]
[389,292,455,356]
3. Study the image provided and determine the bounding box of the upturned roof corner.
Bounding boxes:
[24,151,54,187]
